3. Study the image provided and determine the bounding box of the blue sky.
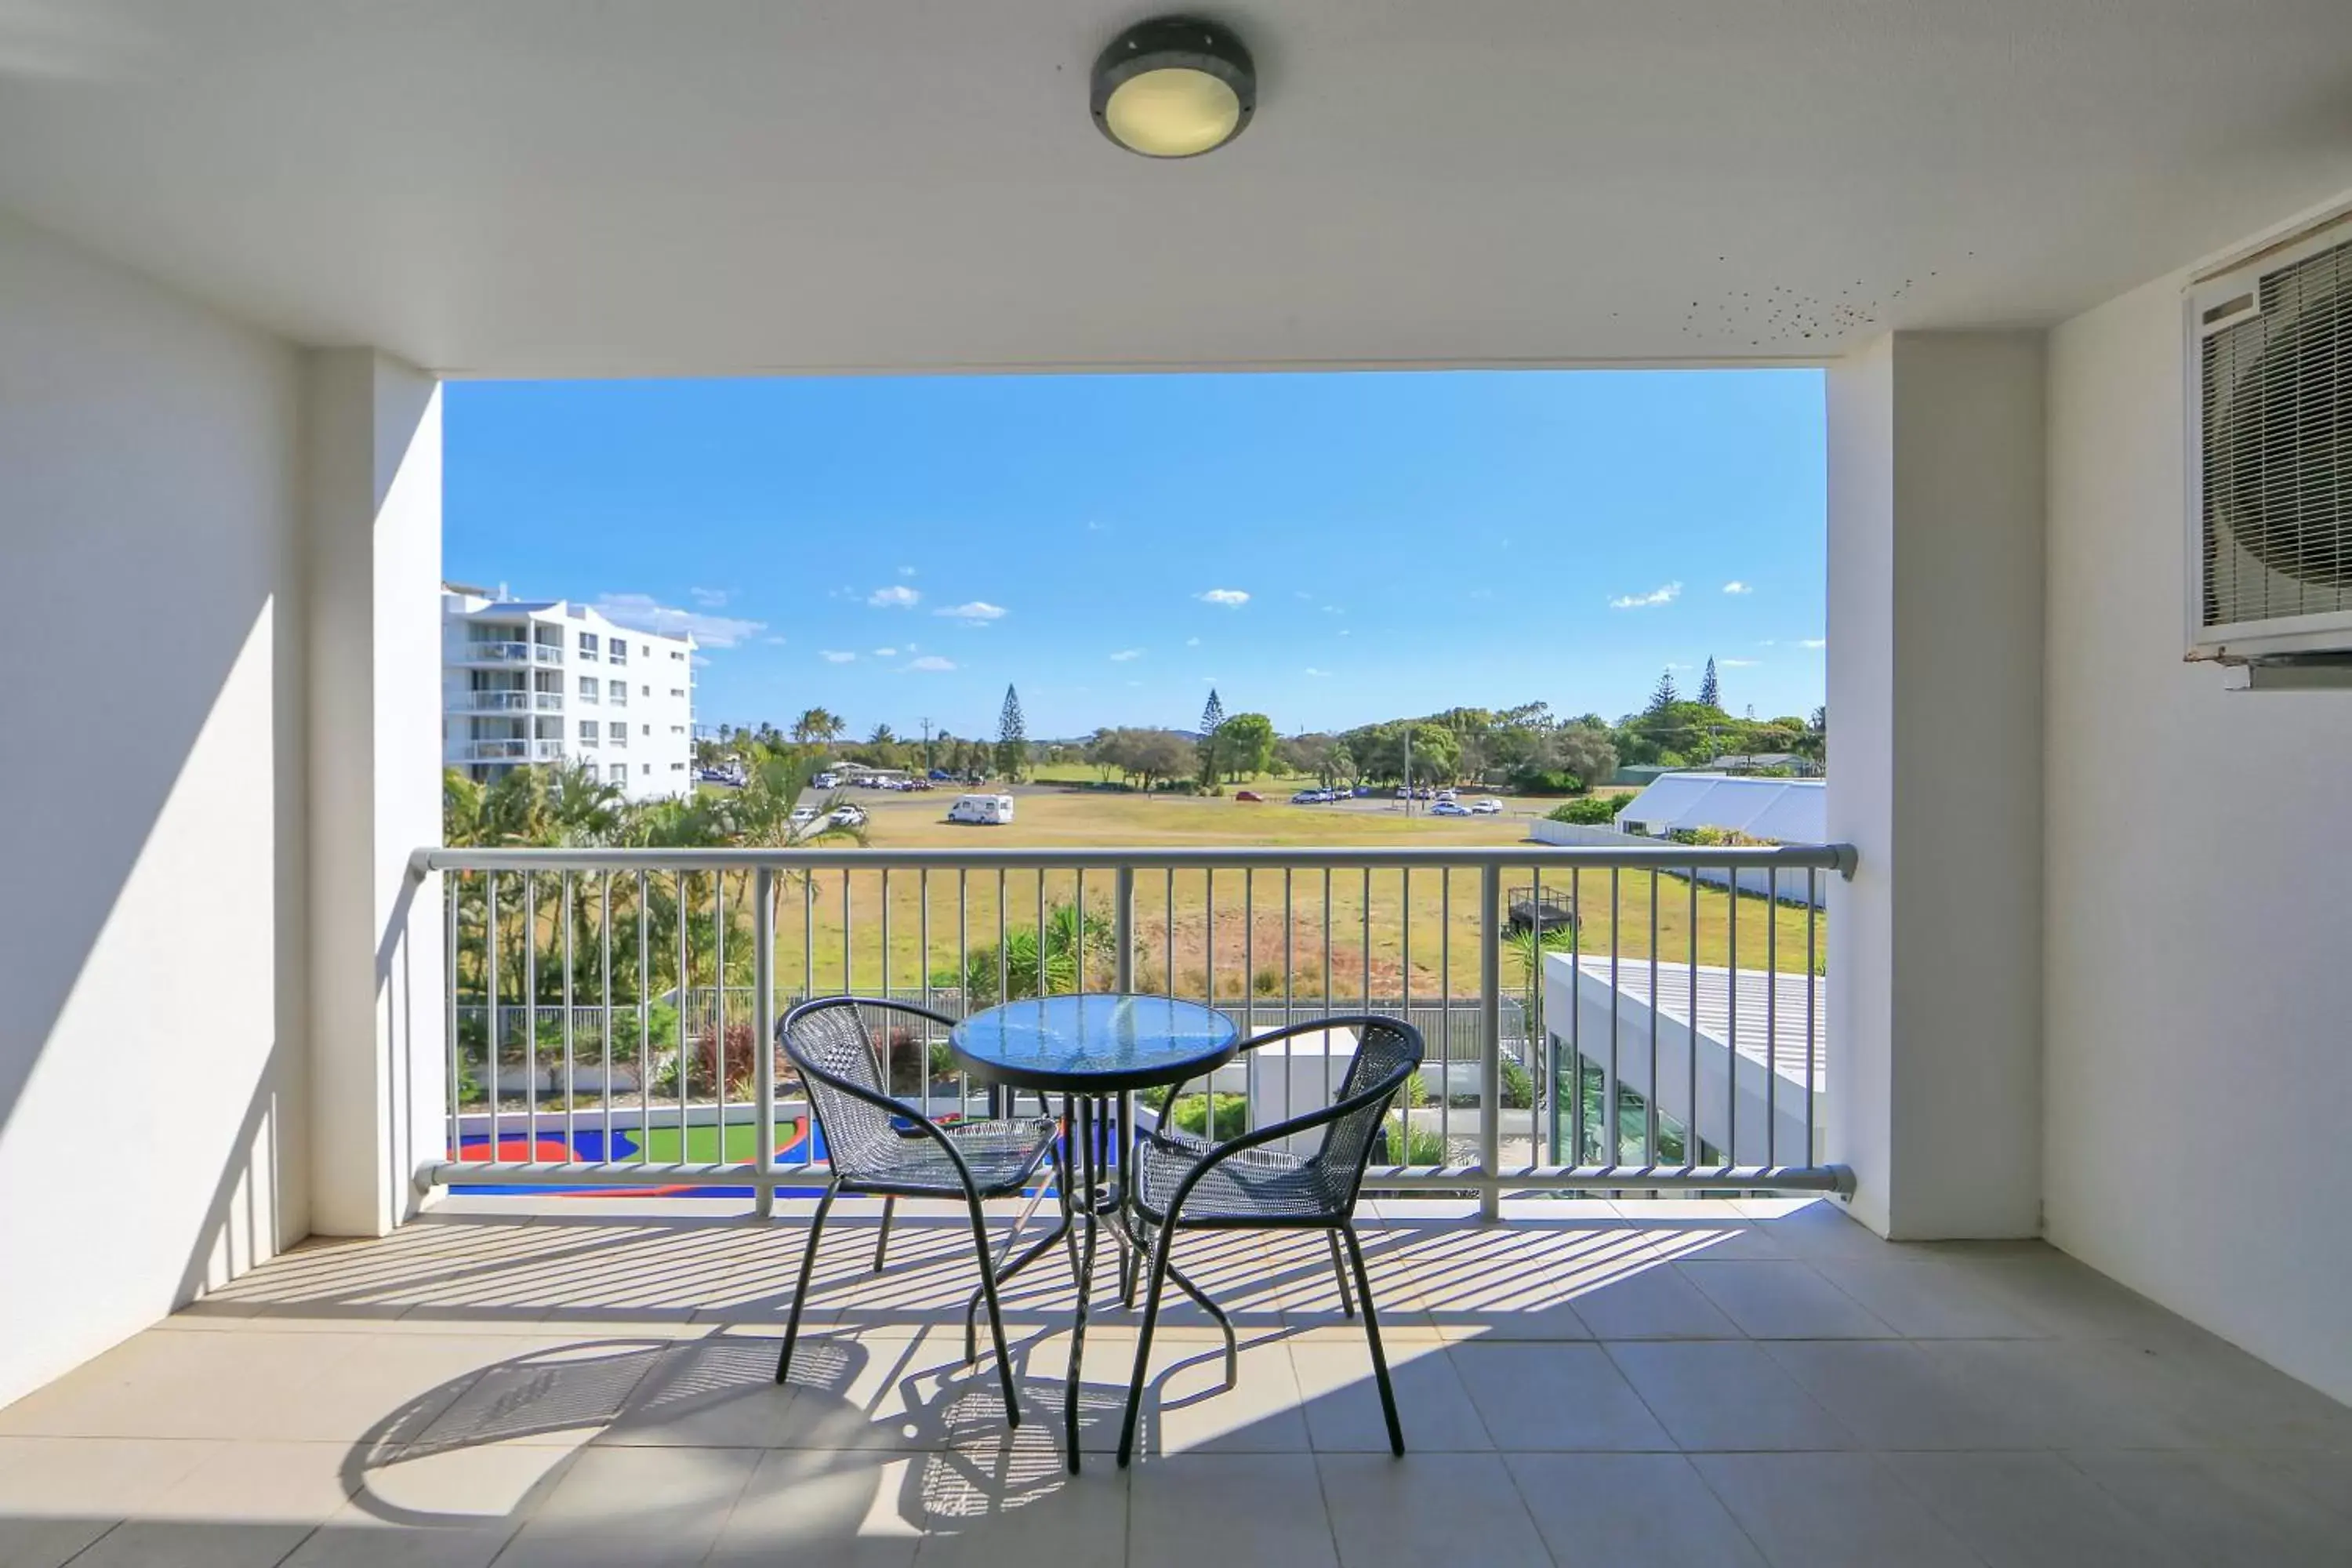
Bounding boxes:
[445,370,1825,739]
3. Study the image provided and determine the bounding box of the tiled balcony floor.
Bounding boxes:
[2,1196,2347,1566]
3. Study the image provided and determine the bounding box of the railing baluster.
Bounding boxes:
[715,869,728,1167]
[486,871,500,1160]
[1726,862,1739,1169]
[755,866,776,1217]
[1646,866,1659,1167]
[1806,868,1820,1166]
[601,871,613,1160]
[1477,864,1501,1220]
[1688,864,1700,1173]
[445,866,460,1165]
[562,870,575,1160]
[1568,866,1581,1168]
[1036,867,1047,1002]
[1439,868,1450,1159]
[1606,866,1619,1171]
[677,869,690,1162]
[1766,867,1779,1170]
[523,870,537,1160]
[639,869,651,1167]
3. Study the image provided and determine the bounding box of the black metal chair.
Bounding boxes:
[1115,1015,1425,1466]
[772,997,1074,1425]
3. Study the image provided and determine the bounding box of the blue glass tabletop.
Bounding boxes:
[950,994,1240,1093]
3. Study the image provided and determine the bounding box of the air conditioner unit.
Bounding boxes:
[2185,210,2352,669]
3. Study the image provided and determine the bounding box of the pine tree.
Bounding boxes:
[995,684,1028,782]
[1196,688,1226,788]
[1698,657,1720,709]
[1648,668,1681,713]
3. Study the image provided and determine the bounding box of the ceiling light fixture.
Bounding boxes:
[1091,16,1255,159]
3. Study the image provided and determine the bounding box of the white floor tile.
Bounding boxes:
[1606,1341,1854,1451]
[1507,1452,1766,1566]
[1318,1451,1551,1568]
[1129,1453,1337,1568]
[1448,1341,1673,1450]
[1693,1452,1980,1567]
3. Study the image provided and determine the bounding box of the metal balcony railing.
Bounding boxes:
[460,641,534,662]
[534,693,564,710]
[413,842,1855,1214]
[456,691,532,711]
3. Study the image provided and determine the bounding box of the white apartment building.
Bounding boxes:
[441,587,695,800]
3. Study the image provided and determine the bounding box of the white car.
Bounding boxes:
[813,773,839,789]
[1429,800,1472,817]
[789,805,818,826]
[1470,798,1504,815]
[828,804,868,828]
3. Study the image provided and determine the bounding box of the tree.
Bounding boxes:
[1551,728,1619,792]
[1647,669,1681,713]
[868,722,896,747]
[1220,713,1276,779]
[792,707,844,746]
[1196,688,1226,788]
[1697,657,1720,709]
[995,684,1028,781]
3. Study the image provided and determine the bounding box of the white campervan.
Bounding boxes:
[946,793,1015,826]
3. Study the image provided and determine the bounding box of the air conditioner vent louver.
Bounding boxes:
[2197,232,2352,637]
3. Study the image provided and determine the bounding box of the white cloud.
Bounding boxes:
[1798,637,1827,649]
[1322,604,1345,615]
[1304,666,1332,677]
[905,641,920,652]
[1197,588,1250,607]
[1338,629,1352,637]
[1294,590,1315,601]
[1608,581,1683,610]
[1722,581,1754,595]
[1721,658,1762,667]
[867,584,920,608]
[1109,648,1143,662]
[1185,637,1201,647]
[908,655,956,672]
[818,650,856,663]
[1126,679,1142,688]
[897,565,917,577]
[873,647,898,657]
[593,593,766,648]
[935,601,1007,622]
[761,634,788,646]
[1086,520,1106,532]
[688,586,731,608]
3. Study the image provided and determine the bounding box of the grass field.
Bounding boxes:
[743,787,1825,995]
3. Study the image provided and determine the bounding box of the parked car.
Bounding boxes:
[927,768,956,781]
[1353,785,1373,797]
[1430,800,1472,817]
[1470,798,1504,815]
[813,772,839,789]
[1435,789,1457,803]
[1235,789,1264,802]
[789,805,818,826]
[829,804,868,828]
[1414,786,1436,800]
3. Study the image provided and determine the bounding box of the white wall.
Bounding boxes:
[0,212,307,1406]
[2045,252,2352,1403]
[1828,333,2048,1240]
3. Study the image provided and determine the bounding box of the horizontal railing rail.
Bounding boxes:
[416,841,1854,1215]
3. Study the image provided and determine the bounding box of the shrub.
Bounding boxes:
[1547,795,1623,826]
[1251,964,1284,996]
[1379,1113,1446,1166]
[1166,1092,1249,1141]
[1501,1056,1535,1110]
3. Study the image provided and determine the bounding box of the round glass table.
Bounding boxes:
[949,993,1240,1471]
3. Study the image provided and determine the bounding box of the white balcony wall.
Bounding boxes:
[2045,201,2352,1405]
[0,211,307,1408]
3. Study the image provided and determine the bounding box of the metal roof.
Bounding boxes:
[1559,956,1827,1091]
[1614,773,1826,844]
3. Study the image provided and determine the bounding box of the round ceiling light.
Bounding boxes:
[1091,16,1255,159]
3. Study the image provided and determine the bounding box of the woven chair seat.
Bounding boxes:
[859,1116,1060,1197]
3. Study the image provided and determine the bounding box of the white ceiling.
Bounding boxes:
[3,0,2350,376]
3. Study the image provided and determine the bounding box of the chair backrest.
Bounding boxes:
[1312,1017,1425,1189]
[779,1000,901,1181]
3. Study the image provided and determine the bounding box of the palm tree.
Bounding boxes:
[868,722,896,747]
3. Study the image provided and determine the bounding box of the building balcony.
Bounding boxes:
[450,690,533,712]
[452,641,536,664]
[456,739,566,763]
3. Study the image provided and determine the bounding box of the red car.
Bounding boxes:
[1234,790,1264,802]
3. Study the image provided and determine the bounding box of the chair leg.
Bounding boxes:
[775,1183,838,1385]
[1328,1231,1356,1318]
[872,1196,897,1273]
[962,1190,1022,1427]
[1341,1224,1404,1457]
[1117,1221,1180,1468]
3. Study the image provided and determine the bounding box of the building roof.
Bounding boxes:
[1555,956,1826,1092]
[1614,773,1825,844]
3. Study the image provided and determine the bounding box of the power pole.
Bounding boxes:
[1402,721,1413,816]
[920,716,935,774]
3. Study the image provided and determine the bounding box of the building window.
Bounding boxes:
[671,761,685,770]
[670,688,685,698]
[643,724,652,735]
[579,720,599,745]
[641,685,651,696]
[577,676,598,702]
[610,727,628,747]
[642,764,652,775]
[608,679,627,705]
[608,640,627,664]
[670,725,684,735]
[670,650,684,661]
[608,764,627,784]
